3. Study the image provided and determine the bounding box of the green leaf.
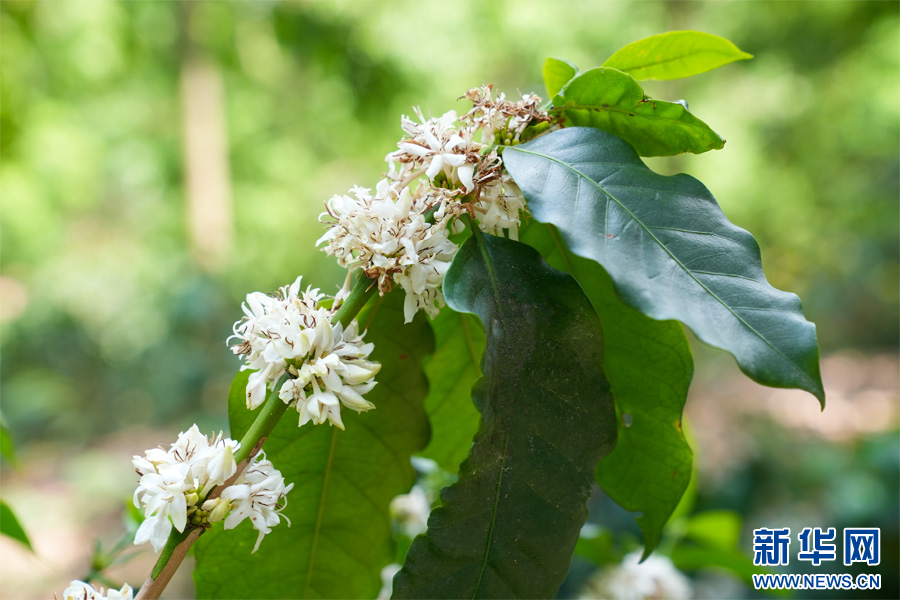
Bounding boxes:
[542,57,579,99]
[504,128,824,404]
[684,510,742,551]
[552,67,724,156]
[520,222,693,556]
[603,31,753,81]
[0,419,17,466]
[574,528,619,567]
[194,293,433,599]
[0,500,34,552]
[417,310,484,472]
[393,234,617,599]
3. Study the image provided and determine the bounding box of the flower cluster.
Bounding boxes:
[132,425,292,553]
[62,581,132,600]
[220,451,294,552]
[317,181,458,322]
[133,425,238,552]
[578,550,692,600]
[317,86,551,322]
[463,85,550,144]
[230,276,380,429]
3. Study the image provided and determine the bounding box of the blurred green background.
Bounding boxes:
[0,1,897,598]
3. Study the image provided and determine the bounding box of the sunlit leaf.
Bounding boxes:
[194,293,433,599]
[417,310,484,472]
[394,234,617,599]
[0,500,33,553]
[552,67,724,156]
[0,419,17,466]
[603,31,753,81]
[683,510,742,550]
[505,128,824,403]
[542,57,579,99]
[520,222,693,555]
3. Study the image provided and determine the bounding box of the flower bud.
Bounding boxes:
[203,497,232,523]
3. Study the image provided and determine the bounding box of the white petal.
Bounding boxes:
[169,493,187,533]
[403,290,418,323]
[425,155,443,181]
[338,385,376,412]
[457,163,475,192]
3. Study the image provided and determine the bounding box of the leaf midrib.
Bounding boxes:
[607,49,748,74]
[467,227,512,598]
[472,432,510,598]
[302,427,339,599]
[508,145,815,390]
[302,295,385,598]
[551,103,701,129]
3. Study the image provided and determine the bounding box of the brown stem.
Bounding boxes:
[133,528,200,600]
[131,250,376,597]
[133,438,266,600]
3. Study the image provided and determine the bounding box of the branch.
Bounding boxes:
[132,272,376,599]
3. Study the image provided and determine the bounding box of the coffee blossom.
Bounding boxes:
[317,86,551,322]
[62,581,133,600]
[389,108,481,192]
[390,485,431,538]
[132,425,239,552]
[579,551,692,600]
[317,181,458,323]
[476,174,527,239]
[230,276,380,427]
[132,426,293,554]
[220,451,294,553]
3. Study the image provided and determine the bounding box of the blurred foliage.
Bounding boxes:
[0,1,896,446]
[1,3,897,599]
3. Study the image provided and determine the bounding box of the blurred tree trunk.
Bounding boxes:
[178,2,233,273]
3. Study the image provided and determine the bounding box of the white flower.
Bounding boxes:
[279,319,380,428]
[317,182,458,323]
[132,461,190,552]
[377,563,401,600]
[62,581,133,600]
[390,108,480,192]
[579,550,692,600]
[132,425,239,552]
[230,278,329,409]
[390,485,431,538]
[220,451,294,553]
[230,277,381,426]
[474,174,527,239]
[317,85,550,322]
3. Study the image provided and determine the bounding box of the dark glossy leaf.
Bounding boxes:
[552,67,724,156]
[418,310,484,472]
[520,222,693,555]
[0,500,33,552]
[394,234,617,599]
[542,57,579,99]
[504,128,824,404]
[194,293,433,599]
[603,31,753,81]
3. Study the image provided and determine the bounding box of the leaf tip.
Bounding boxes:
[815,388,826,411]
